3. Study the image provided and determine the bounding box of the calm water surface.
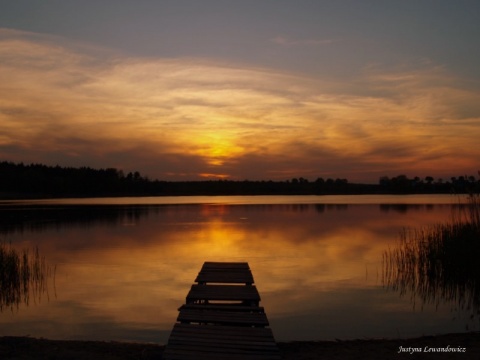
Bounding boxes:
[0,195,476,344]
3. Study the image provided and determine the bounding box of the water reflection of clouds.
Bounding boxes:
[1,202,463,343]
[1,299,171,342]
[0,202,450,233]
[269,286,466,341]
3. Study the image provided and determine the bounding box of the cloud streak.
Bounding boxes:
[271,35,337,47]
[1,29,479,182]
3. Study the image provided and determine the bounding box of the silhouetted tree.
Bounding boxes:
[1,160,477,198]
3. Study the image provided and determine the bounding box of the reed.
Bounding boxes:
[0,242,50,311]
[383,194,480,322]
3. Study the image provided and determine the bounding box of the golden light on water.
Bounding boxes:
[2,200,473,342]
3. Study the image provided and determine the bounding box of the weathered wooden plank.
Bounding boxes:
[202,261,250,270]
[186,284,261,303]
[195,270,254,284]
[198,262,254,283]
[169,323,276,341]
[165,345,279,357]
[164,324,281,360]
[164,262,280,360]
[178,308,269,326]
[167,324,278,348]
[164,352,280,360]
[163,348,281,360]
[168,337,278,350]
[178,303,265,313]
[198,268,252,273]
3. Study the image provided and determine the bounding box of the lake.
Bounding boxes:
[0,194,477,344]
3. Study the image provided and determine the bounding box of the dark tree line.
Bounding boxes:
[379,174,480,194]
[0,161,478,199]
[0,161,153,198]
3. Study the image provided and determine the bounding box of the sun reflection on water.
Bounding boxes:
[0,198,471,343]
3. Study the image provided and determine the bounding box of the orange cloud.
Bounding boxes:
[1,29,479,181]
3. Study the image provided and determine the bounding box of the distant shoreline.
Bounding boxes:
[1,332,479,359]
[2,161,478,199]
[0,191,472,202]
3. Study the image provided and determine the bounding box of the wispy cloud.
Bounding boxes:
[271,35,337,46]
[1,29,479,182]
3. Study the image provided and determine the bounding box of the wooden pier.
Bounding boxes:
[163,262,281,360]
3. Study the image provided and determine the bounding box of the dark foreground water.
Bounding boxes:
[0,195,477,344]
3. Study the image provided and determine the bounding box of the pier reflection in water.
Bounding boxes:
[0,196,475,343]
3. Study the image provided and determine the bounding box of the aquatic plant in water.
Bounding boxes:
[0,242,53,311]
[383,194,480,329]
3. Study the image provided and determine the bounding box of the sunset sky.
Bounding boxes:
[1,1,479,183]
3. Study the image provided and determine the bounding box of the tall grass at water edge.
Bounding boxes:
[0,242,52,310]
[383,194,480,325]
